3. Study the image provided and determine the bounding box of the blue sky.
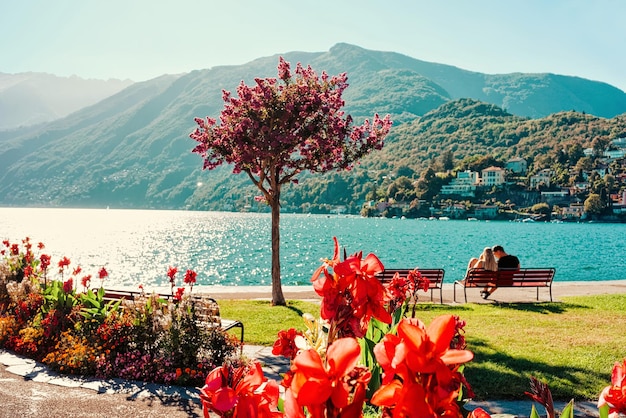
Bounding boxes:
[2,0,625,91]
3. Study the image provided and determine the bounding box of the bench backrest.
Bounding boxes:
[103,290,222,326]
[464,268,555,287]
[376,268,445,289]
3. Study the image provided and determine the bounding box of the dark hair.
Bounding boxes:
[492,245,504,252]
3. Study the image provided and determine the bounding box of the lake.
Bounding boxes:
[1,207,624,288]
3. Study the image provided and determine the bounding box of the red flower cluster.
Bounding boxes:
[58,256,71,275]
[200,362,281,418]
[271,328,303,360]
[98,267,108,280]
[282,338,371,418]
[311,237,390,339]
[599,359,626,416]
[183,269,197,291]
[167,266,178,284]
[371,315,474,416]
[173,287,185,302]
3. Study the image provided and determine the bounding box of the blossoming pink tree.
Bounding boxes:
[191,57,392,305]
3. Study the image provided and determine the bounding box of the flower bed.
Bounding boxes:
[0,237,239,387]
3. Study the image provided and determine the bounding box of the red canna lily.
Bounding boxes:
[167,266,178,286]
[173,287,185,302]
[468,407,492,418]
[98,267,108,279]
[286,337,370,417]
[371,315,474,417]
[200,361,282,418]
[58,256,71,269]
[272,328,303,360]
[81,275,92,290]
[39,254,51,271]
[598,359,626,416]
[311,237,390,339]
[183,269,197,287]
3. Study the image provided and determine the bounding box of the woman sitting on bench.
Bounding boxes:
[481,245,521,299]
[467,247,498,299]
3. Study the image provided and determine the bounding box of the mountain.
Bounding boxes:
[1,43,626,210]
[0,72,133,130]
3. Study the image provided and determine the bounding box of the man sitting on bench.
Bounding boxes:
[481,245,520,299]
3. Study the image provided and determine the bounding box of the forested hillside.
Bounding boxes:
[1,43,626,211]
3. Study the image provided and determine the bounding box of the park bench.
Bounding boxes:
[103,289,244,348]
[375,268,445,303]
[453,268,556,303]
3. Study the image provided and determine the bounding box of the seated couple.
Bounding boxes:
[467,245,520,299]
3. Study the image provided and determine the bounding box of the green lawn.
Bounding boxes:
[217,294,626,401]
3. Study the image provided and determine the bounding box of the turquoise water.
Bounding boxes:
[1,207,624,287]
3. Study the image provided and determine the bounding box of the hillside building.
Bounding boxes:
[480,166,505,187]
[440,170,479,197]
[530,169,552,189]
[505,157,527,174]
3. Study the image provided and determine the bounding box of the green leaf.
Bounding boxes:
[560,399,574,418]
[598,403,610,418]
[529,404,541,418]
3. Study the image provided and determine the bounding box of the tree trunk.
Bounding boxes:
[270,197,286,306]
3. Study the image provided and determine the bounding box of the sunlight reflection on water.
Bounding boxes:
[1,207,625,288]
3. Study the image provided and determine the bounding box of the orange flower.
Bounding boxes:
[311,237,390,339]
[286,337,370,417]
[371,315,474,417]
[599,359,626,416]
[200,361,281,418]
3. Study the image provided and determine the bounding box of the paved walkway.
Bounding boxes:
[2,280,624,417]
[0,345,601,418]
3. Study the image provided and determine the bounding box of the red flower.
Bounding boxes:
[285,337,370,417]
[23,265,33,278]
[73,266,82,275]
[10,243,19,256]
[311,237,389,339]
[81,275,92,289]
[183,269,197,285]
[39,254,51,271]
[58,256,71,268]
[63,279,73,293]
[599,359,626,416]
[98,267,108,280]
[167,266,178,284]
[272,328,303,360]
[371,315,474,416]
[37,242,45,250]
[173,287,185,302]
[200,361,281,418]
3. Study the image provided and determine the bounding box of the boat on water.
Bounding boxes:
[439,216,450,221]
